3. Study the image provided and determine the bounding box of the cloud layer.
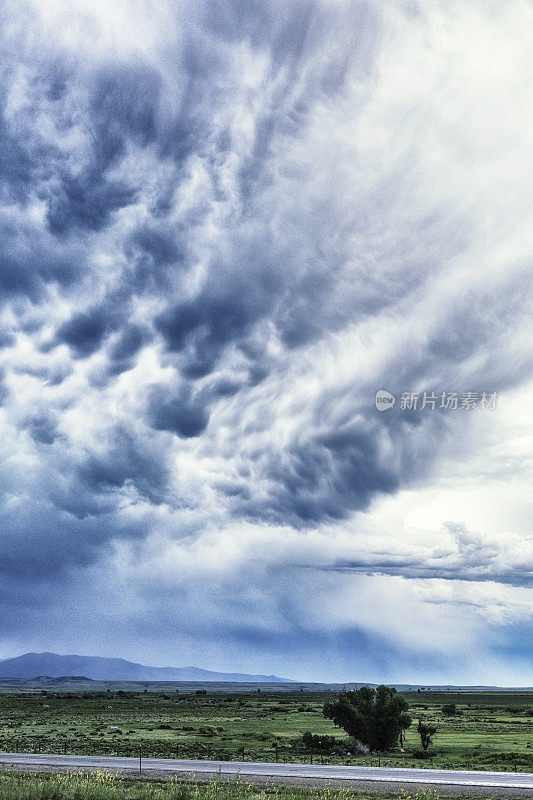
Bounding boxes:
[0,0,532,683]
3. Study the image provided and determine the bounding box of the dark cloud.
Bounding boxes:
[147,382,210,438]
[76,424,169,504]
[0,368,7,406]
[0,492,157,588]
[0,329,14,348]
[24,412,61,445]
[102,324,150,375]
[233,407,452,526]
[156,293,265,377]
[205,375,246,398]
[90,61,162,150]
[47,171,136,235]
[55,308,110,356]
[0,493,122,582]
[129,224,186,284]
[0,215,83,303]
[0,67,59,206]
[54,304,124,357]
[46,61,163,235]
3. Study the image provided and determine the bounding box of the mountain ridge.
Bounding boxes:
[0,652,292,683]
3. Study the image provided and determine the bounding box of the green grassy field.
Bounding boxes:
[0,688,531,773]
[0,770,459,800]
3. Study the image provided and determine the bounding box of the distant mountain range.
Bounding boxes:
[0,652,291,683]
[0,654,529,690]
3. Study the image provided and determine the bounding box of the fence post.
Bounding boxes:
[139,746,142,773]
[378,753,381,767]
[176,744,179,758]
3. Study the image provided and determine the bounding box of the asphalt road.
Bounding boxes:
[0,752,532,790]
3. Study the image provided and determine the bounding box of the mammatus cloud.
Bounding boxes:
[0,0,531,682]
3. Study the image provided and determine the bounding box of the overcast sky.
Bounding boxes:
[0,0,532,684]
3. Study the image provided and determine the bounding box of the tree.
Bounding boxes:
[417,720,438,750]
[323,686,411,752]
[399,712,411,749]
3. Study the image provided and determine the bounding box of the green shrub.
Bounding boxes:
[412,749,432,759]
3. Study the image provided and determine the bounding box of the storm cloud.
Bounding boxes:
[0,0,531,683]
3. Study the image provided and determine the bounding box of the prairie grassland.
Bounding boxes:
[0,689,531,772]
